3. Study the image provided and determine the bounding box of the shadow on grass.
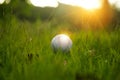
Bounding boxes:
[76,73,100,80]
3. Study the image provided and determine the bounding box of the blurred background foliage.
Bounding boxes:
[0,0,120,29]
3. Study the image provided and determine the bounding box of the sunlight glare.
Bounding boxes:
[109,0,117,5]
[29,0,58,8]
[109,0,120,9]
[60,35,69,44]
[58,0,102,10]
[0,0,5,4]
[29,0,101,10]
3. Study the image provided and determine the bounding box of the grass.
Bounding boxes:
[0,16,120,80]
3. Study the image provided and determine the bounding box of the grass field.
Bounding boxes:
[0,16,120,80]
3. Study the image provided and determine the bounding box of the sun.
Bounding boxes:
[58,0,102,10]
[78,0,102,10]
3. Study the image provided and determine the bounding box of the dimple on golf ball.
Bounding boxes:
[51,34,72,52]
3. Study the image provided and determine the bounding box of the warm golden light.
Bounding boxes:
[58,0,102,10]
[79,0,101,10]
[60,34,70,44]
[29,0,58,8]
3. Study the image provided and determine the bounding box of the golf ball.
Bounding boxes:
[51,34,72,52]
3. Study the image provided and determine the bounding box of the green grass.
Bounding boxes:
[0,17,120,80]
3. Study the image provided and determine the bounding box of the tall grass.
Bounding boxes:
[0,17,120,80]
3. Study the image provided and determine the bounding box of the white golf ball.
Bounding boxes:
[51,34,72,52]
